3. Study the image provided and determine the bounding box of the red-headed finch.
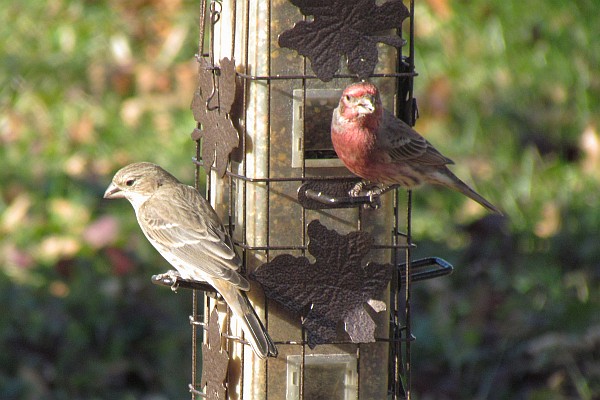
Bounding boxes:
[331,82,501,214]
[104,162,277,358]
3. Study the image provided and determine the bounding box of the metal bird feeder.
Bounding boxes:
[152,0,454,399]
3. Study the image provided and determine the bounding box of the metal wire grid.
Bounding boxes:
[187,0,417,399]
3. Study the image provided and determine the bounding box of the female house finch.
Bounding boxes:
[331,82,501,214]
[104,162,277,358]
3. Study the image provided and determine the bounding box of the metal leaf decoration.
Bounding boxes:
[191,57,239,177]
[200,308,229,400]
[279,0,409,81]
[251,220,392,348]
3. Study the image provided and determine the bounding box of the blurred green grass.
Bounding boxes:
[409,1,600,398]
[1,0,199,398]
[1,0,599,398]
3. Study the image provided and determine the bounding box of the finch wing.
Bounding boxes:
[378,109,454,166]
[139,183,248,289]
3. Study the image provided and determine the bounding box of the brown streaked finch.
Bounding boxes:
[104,162,277,358]
[331,82,501,214]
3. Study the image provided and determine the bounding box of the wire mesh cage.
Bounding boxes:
[152,0,453,399]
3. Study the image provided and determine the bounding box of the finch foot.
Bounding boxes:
[349,181,367,197]
[365,190,382,209]
[166,270,182,292]
[151,272,218,293]
[151,270,182,292]
[350,182,399,209]
[365,184,401,208]
[349,181,380,197]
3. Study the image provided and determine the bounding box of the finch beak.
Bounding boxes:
[103,182,124,199]
[357,96,375,114]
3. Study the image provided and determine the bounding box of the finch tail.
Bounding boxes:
[438,168,502,214]
[212,280,278,359]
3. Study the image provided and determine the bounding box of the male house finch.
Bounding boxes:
[331,82,501,214]
[104,162,277,358]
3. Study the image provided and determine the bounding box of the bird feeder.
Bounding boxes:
[152,0,453,399]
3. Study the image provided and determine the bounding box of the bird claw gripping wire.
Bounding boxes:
[151,270,218,294]
[349,180,368,197]
[158,270,182,292]
[348,181,400,209]
[365,190,382,209]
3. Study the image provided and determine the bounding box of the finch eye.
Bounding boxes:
[345,95,351,101]
[126,179,136,187]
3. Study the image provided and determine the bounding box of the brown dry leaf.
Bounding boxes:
[109,65,135,96]
[91,157,115,177]
[49,198,90,233]
[173,61,197,98]
[110,0,183,51]
[156,24,189,67]
[136,63,162,94]
[87,63,107,97]
[423,76,452,118]
[37,236,81,263]
[120,98,144,127]
[0,111,26,144]
[49,281,70,298]
[426,0,452,19]
[534,202,560,238]
[63,153,88,178]
[1,193,32,233]
[152,111,173,135]
[580,124,599,176]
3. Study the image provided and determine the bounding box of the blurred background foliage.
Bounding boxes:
[0,0,599,399]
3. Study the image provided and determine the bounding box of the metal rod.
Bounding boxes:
[204,2,221,112]
[271,336,416,346]
[235,71,418,81]
[404,0,416,394]
[230,0,236,60]
[194,159,360,183]
[192,289,199,400]
[391,188,401,399]
[189,316,207,327]
[397,257,453,282]
[300,12,308,400]
[304,189,378,207]
[231,242,413,252]
[374,243,414,250]
[241,0,250,328]
[404,189,413,400]
[265,1,273,398]
[152,273,218,293]
[191,110,203,400]
[300,330,306,400]
[237,2,250,393]
[189,384,208,398]
[356,344,361,399]
[198,0,207,57]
